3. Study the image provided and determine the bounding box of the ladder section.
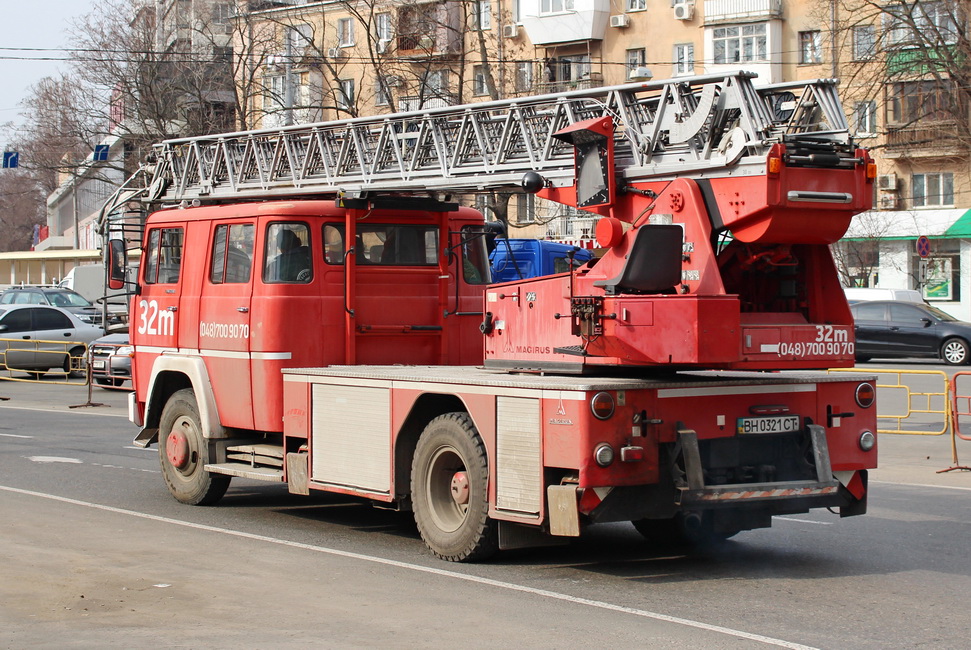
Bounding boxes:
[148,71,854,203]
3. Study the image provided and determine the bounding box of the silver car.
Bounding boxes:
[0,304,104,378]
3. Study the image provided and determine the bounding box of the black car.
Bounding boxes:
[851,300,971,365]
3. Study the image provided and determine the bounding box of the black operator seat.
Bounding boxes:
[592,224,683,295]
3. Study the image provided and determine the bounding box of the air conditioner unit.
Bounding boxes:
[609,14,630,28]
[376,38,391,54]
[877,173,898,191]
[327,47,347,60]
[879,195,899,210]
[673,2,694,20]
[502,24,519,38]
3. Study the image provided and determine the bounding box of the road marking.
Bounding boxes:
[0,433,33,439]
[871,479,971,493]
[25,456,82,464]
[0,484,816,650]
[0,404,129,418]
[776,517,832,526]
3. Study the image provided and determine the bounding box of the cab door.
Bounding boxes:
[134,226,185,389]
[199,221,255,430]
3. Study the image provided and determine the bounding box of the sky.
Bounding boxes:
[0,0,98,143]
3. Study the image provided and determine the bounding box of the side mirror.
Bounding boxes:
[107,239,127,290]
[0,324,7,333]
[921,318,933,328]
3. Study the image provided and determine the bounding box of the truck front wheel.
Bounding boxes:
[411,413,498,562]
[158,388,230,505]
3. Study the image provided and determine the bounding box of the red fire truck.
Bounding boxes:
[103,72,877,561]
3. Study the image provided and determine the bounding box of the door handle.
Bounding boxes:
[167,306,178,312]
[21,335,30,339]
[237,307,249,313]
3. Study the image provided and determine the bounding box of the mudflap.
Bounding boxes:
[839,469,867,518]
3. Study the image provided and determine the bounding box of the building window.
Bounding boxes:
[287,23,313,54]
[912,173,954,207]
[674,43,694,75]
[626,48,645,76]
[376,78,391,106]
[854,100,877,137]
[475,0,492,30]
[853,25,876,60]
[545,55,590,85]
[889,80,955,124]
[713,24,767,64]
[627,0,646,11]
[799,30,822,64]
[473,65,489,95]
[212,3,232,33]
[540,0,574,15]
[376,12,392,41]
[514,61,533,93]
[338,79,355,110]
[516,193,535,223]
[886,1,959,47]
[264,74,285,112]
[337,18,355,47]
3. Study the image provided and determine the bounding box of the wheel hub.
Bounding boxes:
[450,471,470,506]
[166,429,190,469]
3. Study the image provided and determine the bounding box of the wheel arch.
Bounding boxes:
[392,392,468,507]
[142,355,228,444]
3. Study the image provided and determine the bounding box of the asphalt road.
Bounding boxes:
[1,376,970,649]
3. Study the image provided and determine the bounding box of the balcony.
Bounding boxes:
[703,0,783,23]
[883,122,968,158]
[519,0,610,46]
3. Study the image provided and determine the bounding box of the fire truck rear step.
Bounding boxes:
[205,442,285,481]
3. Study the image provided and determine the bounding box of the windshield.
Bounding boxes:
[45,291,93,308]
[924,304,959,321]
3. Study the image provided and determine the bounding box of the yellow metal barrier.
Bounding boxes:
[828,367,950,436]
[0,338,90,386]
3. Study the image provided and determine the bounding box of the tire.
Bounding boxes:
[941,338,969,365]
[411,413,498,562]
[632,512,737,548]
[64,346,87,379]
[158,388,231,505]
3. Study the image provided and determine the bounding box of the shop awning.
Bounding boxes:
[842,209,971,241]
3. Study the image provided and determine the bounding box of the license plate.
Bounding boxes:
[736,415,800,435]
[92,360,106,370]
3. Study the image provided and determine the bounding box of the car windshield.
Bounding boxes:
[45,291,92,308]
[924,304,959,322]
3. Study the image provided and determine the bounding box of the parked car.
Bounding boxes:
[844,287,925,304]
[89,333,132,388]
[851,300,971,365]
[0,304,104,377]
[0,286,105,326]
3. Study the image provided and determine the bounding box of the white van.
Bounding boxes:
[844,287,926,303]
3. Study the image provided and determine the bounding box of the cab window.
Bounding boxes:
[322,224,438,266]
[460,225,491,284]
[144,228,184,285]
[210,223,254,284]
[263,222,312,283]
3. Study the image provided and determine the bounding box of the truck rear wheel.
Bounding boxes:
[158,388,230,505]
[411,413,498,562]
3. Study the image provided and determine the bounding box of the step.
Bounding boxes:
[205,463,284,481]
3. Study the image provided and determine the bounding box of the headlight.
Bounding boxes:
[859,430,876,451]
[594,443,615,467]
[115,346,134,356]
